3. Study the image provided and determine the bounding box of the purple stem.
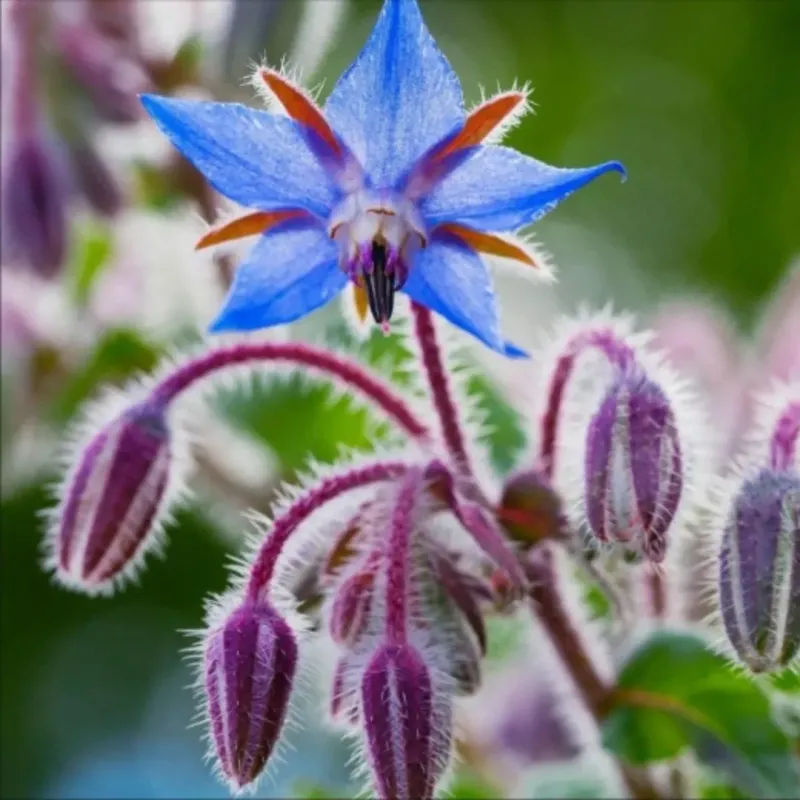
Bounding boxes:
[410,303,472,475]
[245,461,410,600]
[148,342,430,442]
[538,329,635,480]
[384,468,425,643]
[526,543,662,800]
[769,400,800,472]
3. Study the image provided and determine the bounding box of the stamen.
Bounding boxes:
[258,68,343,158]
[195,209,309,250]
[436,223,539,268]
[363,240,396,325]
[352,282,370,323]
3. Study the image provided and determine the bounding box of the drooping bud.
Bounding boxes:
[49,400,179,593]
[718,468,800,672]
[361,643,452,800]
[204,599,298,790]
[498,469,566,548]
[1,133,68,278]
[584,370,682,561]
[328,655,361,728]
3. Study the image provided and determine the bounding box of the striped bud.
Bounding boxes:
[329,656,360,727]
[51,401,176,593]
[718,469,800,672]
[584,370,682,561]
[361,643,452,800]
[204,600,298,791]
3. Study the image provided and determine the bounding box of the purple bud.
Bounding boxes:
[361,643,452,800]
[51,401,176,592]
[56,24,149,124]
[204,600,298,790]
[718,468,800,672]
[584,371,683,561]
[68,141,124,216]
[1,133,68,278]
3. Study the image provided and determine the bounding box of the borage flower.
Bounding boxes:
[141,0,624,356]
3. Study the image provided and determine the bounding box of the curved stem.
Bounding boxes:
[526,543,663,800]
[384,467,425,642]
[538,329,634,480]
[410,303,472,474]
[149,341,430,442]
[769,400,800,471]
[245,460,410,600]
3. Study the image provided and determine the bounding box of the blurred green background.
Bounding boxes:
[2,1,799,797]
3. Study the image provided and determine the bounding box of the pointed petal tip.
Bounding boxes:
[503,340,529,359]
[606,160,627,182]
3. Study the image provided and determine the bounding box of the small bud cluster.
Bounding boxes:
[41,301,798,799]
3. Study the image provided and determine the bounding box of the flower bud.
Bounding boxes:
[51,401,176,592]
[498,469,566,547]
[204,600,298,790]
[718,468,800,672]
[584,370,682,561]
[329,656,360,727]
[361,643,452,800]
[2,133,68,278]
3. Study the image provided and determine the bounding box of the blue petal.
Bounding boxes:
[210,222,345,332]
[421,145,626,232]
[140,95,339,217]
[402,235,523,356]
[324,0,465,186]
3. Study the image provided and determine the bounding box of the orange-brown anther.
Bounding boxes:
[259,69,343,158]
[352,283,370,323]
[435,92,526,160]
[195,209,308,250]
[437,223,539,268]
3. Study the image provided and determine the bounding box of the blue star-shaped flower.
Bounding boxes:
[141,0,624,357]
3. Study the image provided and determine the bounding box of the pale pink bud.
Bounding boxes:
[204,599,298,791]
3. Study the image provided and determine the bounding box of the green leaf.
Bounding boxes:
[602,629,799,798]
[68,220,114,307]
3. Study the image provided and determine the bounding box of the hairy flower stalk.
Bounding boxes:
[360,469,454,800]
[538,328,635,479]
[526,544,662,800]
[149,341,429,442]
[411,303,473,474]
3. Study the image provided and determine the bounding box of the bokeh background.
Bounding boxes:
[2,0,799,797]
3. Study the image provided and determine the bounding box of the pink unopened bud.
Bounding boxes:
[49,400,178,593]
[361,643,452,800]
[204,600,298,791]
[584,370,683,561]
